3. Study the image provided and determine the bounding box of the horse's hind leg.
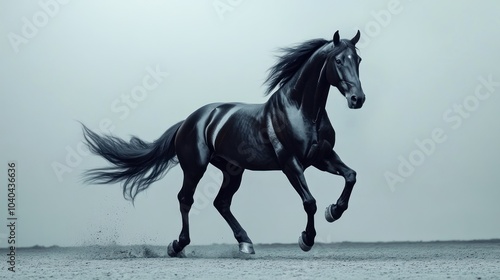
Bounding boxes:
[211,158,254,254]
[167,144,210,257]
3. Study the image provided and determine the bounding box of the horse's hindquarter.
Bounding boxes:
[206,103,281,170]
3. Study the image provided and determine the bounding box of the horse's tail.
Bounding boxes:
[81,121,183,202]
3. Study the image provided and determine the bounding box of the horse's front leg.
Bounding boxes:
[282,157,317,251]
[314,149,357,222]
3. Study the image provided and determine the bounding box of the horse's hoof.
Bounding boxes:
[325,204,337,223]
[298,233,312,252]
[239,242,255,254]
[167,241,186,258]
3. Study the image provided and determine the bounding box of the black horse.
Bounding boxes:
[82,30,365,257]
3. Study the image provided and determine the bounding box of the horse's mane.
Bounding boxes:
[264,38,329,95]
[264,38,356,95]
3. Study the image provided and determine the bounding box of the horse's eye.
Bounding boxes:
[335,59,342,65]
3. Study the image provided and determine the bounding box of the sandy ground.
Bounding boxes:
[1,240,499,279]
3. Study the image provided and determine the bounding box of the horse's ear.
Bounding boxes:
[351,30,361,45]
[333,31,340,46]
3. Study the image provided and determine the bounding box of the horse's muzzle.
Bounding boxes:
[348,93,365,109]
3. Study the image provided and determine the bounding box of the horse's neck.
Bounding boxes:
[289,55,330,123]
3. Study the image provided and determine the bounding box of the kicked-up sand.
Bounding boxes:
[1,240,499,279]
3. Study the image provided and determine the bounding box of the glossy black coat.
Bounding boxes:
[82,30,366,255]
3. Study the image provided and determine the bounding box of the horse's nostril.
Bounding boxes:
[351,95,357,102]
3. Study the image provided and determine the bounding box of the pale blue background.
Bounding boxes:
[1,0,499,247]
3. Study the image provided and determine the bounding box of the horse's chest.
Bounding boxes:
[294,120,334,163]
[274,109,334,163]
[291,123,322,159]
[302,131,325,158]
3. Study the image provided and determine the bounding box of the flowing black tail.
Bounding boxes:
[81,121,183,201]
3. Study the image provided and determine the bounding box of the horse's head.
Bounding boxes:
[326,30,365,109]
